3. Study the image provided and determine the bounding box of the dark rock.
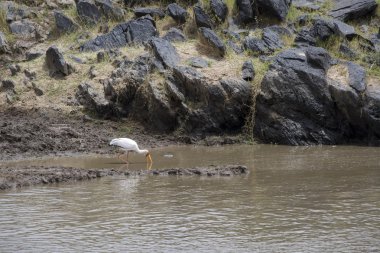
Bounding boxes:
[227,40,244,54]
[26,49,43,61]
[193,5,213,29]
[236,0,257,24]
[167,3,188,24]
[242,60,255,81]
[346,62,366,92]
[131,80,177,132]
[76,0,101,24]
[134,7,165,19]
[295,28,317,46]
[45,46,73,76]
[162,28,186,42]
[9,64,21,76]
[1,1,35,22]
[198,27,226,57]
[257,0,292,21]
[32,82,44,96]
[9,20,38,39]
[188,57,209,68]
[332,19,356,40]
[76,82,115,117]
[54,11,79,34]
[254,48,339,145]
[339,43,357,59]
[95,0,125,21]
[80,16,158,51]
[329,0,378,22]
[97,51,106,62]
[254,47,380,145]
[150,37,180,69]
[244,26,286,55]
[24,69,37,80]
[1,80,16,92]
[297,14,311,26]
[293,0,322,11]
[309,18,335,41]
[147,165,248,176]
[210,0,228,22]
[305,46,332,71]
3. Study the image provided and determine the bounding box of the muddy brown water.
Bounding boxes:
[0,144,380,252]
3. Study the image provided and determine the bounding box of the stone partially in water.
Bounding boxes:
[147,165,248,176]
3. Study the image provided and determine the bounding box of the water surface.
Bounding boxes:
[0,145,379,252]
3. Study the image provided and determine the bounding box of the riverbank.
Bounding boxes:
[0,107,244,162]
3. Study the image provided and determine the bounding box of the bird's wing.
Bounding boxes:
[110,138,138,150]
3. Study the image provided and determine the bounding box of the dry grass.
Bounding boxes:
[174,40,249,81]
[327,64,349,85]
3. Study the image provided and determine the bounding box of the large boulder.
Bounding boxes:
[167,3,188,24]
[94,0,125,21]
[9,20,38,39]
[162,28,186,42]
[257,0,292,21]
[54,11,79,33]
[76,0,101,24]
[45,46,73,76]
[236,0,257,24]
[244,26,289,54]
[193,5,213,29]
[134,7,165,19]
[329,0,378,22]
[198,27,226,57]
[1,1,35,22]
[210,0,228,22]
[76,82,116,117]
[149,37,180,69]
[80,16,158,51]
[254,47,380,145]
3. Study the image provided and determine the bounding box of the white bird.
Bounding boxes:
[110,138,153,166]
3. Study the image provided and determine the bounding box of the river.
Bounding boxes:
[0,144,379,252]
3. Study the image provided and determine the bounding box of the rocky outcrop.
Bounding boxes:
[244,26,290,55]
[149,37,180,69]
[95,0,125,21]
[210,0,228,22]
[236,0,257,24]
[76,0,101,24]
[257,0,291,21]
[193,5,213,29]
[198,27,226,57]
[76,82,115,117]
[162,28,186,42]
[45,46,73,76]
[134,7,165,19]
[329,0,378,21]
[167,3,188,24]
[254,47,380,145]
[80,16,158,51]
[54,11,79,33]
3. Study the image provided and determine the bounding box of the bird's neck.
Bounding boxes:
[136,149,148,154]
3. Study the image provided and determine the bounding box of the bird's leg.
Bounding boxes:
[118,151,129,164]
